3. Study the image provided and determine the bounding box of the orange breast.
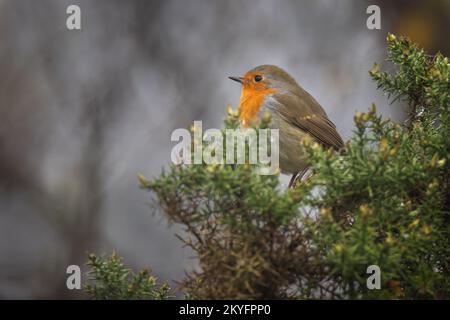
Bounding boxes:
[238,87,277,127]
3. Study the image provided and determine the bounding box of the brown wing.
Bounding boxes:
[273,91,344,151]
[289,114,344,150]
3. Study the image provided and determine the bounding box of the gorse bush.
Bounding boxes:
[86,35,449,299]
[307,34,449,299]
[85,253,171,300]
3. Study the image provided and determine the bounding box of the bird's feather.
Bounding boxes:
[273,92,344,150]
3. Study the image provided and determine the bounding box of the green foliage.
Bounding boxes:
[85,253,171,300]
[303,110,448,298]
[146,120,311,298]
[303,33,449,299]
[370,33,449,126]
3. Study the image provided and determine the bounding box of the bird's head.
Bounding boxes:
[229,65,298,126]
[229,64,298,92]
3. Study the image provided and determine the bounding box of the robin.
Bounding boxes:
[229,65,344,187]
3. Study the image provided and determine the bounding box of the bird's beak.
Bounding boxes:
[228,76,244,84]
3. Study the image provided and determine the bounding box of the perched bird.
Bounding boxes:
[229,65,344,187]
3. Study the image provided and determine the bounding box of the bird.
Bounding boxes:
[229,65,344,187]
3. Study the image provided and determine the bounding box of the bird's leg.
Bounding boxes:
[288,173,298,189]
[288,167,311,189]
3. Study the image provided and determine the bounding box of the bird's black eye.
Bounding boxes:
[254,75,263,82]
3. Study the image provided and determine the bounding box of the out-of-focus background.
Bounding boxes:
[0,0,449,299]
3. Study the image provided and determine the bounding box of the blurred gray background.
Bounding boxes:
[1,0,449,298]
